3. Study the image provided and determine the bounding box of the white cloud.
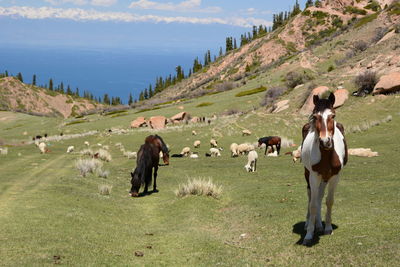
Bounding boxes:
[45,0,87,5]
[0,6,270,27]
[244,7,272,16]
[90,0,117,6]
[129,0,222,13]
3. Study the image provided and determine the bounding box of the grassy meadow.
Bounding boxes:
[1,88,400,266]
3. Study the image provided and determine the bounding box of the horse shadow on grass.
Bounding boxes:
[137,189,159,198]
[292,221,338,247]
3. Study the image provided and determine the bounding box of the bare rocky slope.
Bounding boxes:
[0,77,103,118]
[147,0,399,103]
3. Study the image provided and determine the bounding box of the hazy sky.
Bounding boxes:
[0,0,307,50]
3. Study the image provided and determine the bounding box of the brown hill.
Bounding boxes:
[0,77,102,118]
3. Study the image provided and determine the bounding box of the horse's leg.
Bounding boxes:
[254,160,257,172]
[303,172,321,245]
[264,146,267,156]
[316,181,327,233]
[144,170,151,194]
[325,174,339,235]
[277,143,281,155]
[153,165,159,192]
[304,168,310,230]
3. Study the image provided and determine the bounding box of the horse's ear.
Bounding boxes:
[328,92,335,106]
[313,95,319,105]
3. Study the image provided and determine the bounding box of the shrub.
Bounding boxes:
[76,158,103,177]
[97,169,110,178]
[345,6,367,15]
[260,86,287,107]
[354,70,378,96]
[354,13,378,28]
[65,120,87,126]
[235,86,267,97]
[328,65,335,72]
[353,40,369,52]
[285,72,304,89]
[80,148,94,157]
[221,109,242,116]
[214,82,234,92]
[196,102,213,107]
[365,1,381,11]
[98,184,112,195]
[371,27,388,43]
[175,178,222,199]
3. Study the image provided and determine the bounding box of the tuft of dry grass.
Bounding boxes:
[80,148,94,157]
[96,149,112,162]
[98,184,112,195]
[175,178,222,199]
[97,169,110,178]
[348,115,392,133]
[76,158,103,177]
[0,147,8,155]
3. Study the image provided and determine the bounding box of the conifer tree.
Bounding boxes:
[315,0,321,7]
[234,38,237,49]
[219,47,223,57]
[143,89,148,99]
[305,0,314,8]
[103,94,110,105]
[49,79,53,91]
[149,84,154,98]
[75,87,79,97]
[128,93,133,105]
[5,70,8,77]
[32,74,36,86]
[16,72,23,82]
[60,82,64,92]
[139,91,144,101]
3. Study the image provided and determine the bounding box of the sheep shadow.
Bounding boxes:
[292,221,338,247]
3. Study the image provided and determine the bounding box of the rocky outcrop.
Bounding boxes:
[272,100,289,113]
[333,89,349,108]
[300,86,330,115]
[130,117,147,128]
[171,112,189,123]
[372,72,400,95]
[148,116,167,129]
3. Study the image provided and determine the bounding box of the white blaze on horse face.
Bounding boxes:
[318,109,334,149]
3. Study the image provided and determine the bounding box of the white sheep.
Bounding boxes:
[180,147,191,157]
[348,148,378,157]
[244,150,258,172]
[38,142,47,154]
[289,146,302,163]
[0,147,8,155]
[267,146,278,157]
[97,143,102,147]
[230,143,239,157]
[210,138,218,148]
[190,154,199,159]
[84,141,90,146]
[237,143,252,155]
[242,129,252,136]
[194,140,201,148]
[124,151,137,159]
[192,130,197,136]
[102,145,109,150]
[67,146,74,153]
[210,148,221,157]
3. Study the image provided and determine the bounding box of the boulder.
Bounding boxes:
[171,112,188,123]
[130,117,147,128]
[190,116,200,123]
[272,100,289,113]
[148,116,167,129]
[372,72,400,95]
[333,89,349,108]
[300,86,330,115]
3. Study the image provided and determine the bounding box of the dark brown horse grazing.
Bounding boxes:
[258,136,281,155]
[145,135,169,165]
[301,92,348,245]
[130,143,160,197]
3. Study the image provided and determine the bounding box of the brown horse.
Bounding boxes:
[130,142,160,197]
[258,136,281,155]
[301,92,348,245]
[145,135,169,165]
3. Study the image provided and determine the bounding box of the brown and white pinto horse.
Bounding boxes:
[145,135,170,166]
[301,92,348,245]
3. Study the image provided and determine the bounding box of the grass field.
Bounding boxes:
[1,92,400,266]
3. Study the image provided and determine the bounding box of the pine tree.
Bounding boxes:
[49,79,53,91]
[149,84,154,98]
[305,0,314,8]
[219,47,223,57]
[128,93,133,105]
[292,0,301,16]
[16,72,23,82]
[103,94,110,105]
[60,82,64,92]
[5,70,8,77]
[234,38,237,49]
[32,74,36,86]
[67,85,72,95]
[143,89,149,99]
[207,50,211,63]
[75,87,79,97]
[315,0,321,7]
[139,91,144,101]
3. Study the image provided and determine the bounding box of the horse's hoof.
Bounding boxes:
[153,189,159,193]
[302,238,312,246]
[131,192,139,197]
[324,229,333,235]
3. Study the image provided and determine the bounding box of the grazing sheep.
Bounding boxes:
[267,146,278,157]
[67,146,74,153]
[210,138,218,148]
[244,150,258,172]
[237,143,253,155]
[194,140,201,148]
[210,148,221,157]
[84,141,90,146]
[348,148,378,157]
[124,151,137,159]
[95,149,112,162]
[285,146,301,163]
[192,130,197,136]
[190,154,199,159]
[97,143,102,147]
[230,143,239,157]
[38,142,47,154]
[0,147,8,155]
[102,145,109,150]
[180,147,191,157]
[242,129,252,136]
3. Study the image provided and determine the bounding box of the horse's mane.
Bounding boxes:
[155,135,169,154]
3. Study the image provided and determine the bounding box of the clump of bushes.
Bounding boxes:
[196,102,214,107]
[328,65,335,72]
[65,120,87,126]
[97,169,110,178]
[96,149,112,162]
[345,6,367,15]
[175,178,222,199]
[260,86,287,107]
[371,27,388,43]
[235,86,267,97]
[353,40,369,52]
[214,82,234,92]
[98,184,112,195]
[285,71,309,89]
[354,70,378,96]
[76,158,103,177]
